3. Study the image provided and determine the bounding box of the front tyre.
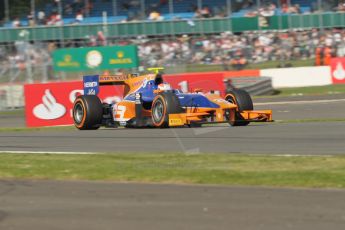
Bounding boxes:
[225,89,253,126]
[73,95,103,130]
[151,92,183,128]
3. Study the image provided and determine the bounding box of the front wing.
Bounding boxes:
[168,110,273,127]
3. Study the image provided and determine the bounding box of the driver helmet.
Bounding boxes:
[157,83,172,91]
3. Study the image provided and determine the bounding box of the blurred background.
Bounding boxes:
[0,0,344,111]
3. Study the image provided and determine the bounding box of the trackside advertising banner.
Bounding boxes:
[53,45,139,72]
[24,81,123,127]
[330,58,345,84]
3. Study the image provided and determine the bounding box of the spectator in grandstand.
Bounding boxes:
[97,31,107,46]
[37,11,46,25]
[75,11,84,23]
[289,4,301,14]
[47,12,63,26]
[12,17,21,28]
[230,50,248,70]
[87,35,97,46]
[259,3,276,17]
[200,6,212,18]
[194,6,213,18]
[28,13,35,27]
[148,10,163,21]
[335,1,345,12]
[281,3,289,13]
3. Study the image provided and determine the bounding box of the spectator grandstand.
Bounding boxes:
[0,0,331,27]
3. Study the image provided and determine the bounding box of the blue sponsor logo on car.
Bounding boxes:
[83,75,99,95]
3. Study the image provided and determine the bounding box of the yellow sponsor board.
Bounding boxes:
[109,50,133,64]
[109,58,133,64]
[57,55,80,67]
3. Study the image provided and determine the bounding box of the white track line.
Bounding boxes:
[0,151,98,155]
[255,98,345,106]
[0,151,336,157]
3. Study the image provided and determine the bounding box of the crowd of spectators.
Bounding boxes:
[125,28,344,69]
[1,28,345,73]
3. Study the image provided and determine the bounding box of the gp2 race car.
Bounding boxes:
[72,69,272,130]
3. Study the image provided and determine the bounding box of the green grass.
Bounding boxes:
[1,153,345,188]
[275,84,345,96]
[165,59,315,73]
[0,126,75,132]
[0,109,24,116]
[276,118,345,123]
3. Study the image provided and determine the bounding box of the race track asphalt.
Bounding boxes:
[0,121,345,155]
[0,180,344,230]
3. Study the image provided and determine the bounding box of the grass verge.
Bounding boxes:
[0,153,344,188]
[0,126,75,132]
[275,118,345,123]
[0,109,24,116]
[276,84,345,96]
[165,59,315,73]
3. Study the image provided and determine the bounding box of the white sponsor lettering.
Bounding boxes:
[87,89,96,95]
[84,81,98,88]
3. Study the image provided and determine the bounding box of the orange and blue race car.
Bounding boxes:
[72,68,272,129]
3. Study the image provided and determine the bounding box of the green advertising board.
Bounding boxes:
[53,45,139,71]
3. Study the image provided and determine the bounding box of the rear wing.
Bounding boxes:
[83,74,137,95]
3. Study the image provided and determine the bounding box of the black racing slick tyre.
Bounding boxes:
[151,92,183,128]
[225,89,253,126]
[73,95,103,130]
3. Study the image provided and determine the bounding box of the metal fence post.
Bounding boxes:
[318,0,323,30]
[31,0,36,25]
[4,0,9,22]
[112,0,117,16]
[226,0,232,32]
[169,0,174,14]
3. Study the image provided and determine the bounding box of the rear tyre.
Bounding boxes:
[73,95,103,130]
[151,92,183,128]
[225,89,253,126]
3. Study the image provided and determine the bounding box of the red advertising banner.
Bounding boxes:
[330,58,345,84]
[164,72,226,95]
[24,81,123,127]
[164,70,260,95]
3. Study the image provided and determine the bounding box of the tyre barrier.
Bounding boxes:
[225,77,274,96]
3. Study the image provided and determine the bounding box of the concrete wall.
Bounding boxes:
[260,66,332,88]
